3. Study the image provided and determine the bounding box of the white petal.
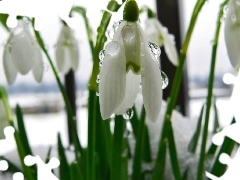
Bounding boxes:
[145,19,178,66]
[32,46,44,82]
[56,46,71,74]
[11,30,34,75]
[141,52,162,122]
[115,71,140,115]
[224,2,240,69]
[145,19,161,45]
[139,25,162,122]
[99,41,126,119]
[3,45,17,85]
[69,44,79,71]
[162,32,179,66]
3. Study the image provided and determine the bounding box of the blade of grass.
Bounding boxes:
[188,104,205,153]
[154,0,206,179]
[210,118,236,176]
[110,115,126,180]
[152,139,167,180]
[213,97,220,134]
[15,105,37,178]
[168,123,182,180]
[197,2,228,179]
[57,133,71,180]
[14,131,35,180]
[0,156,21,173]
[132,108,146,180]
[15,105,33,156]
[70,161,83,180]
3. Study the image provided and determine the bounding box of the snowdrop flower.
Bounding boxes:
[99,0,162,122]
[3,19,43,85]
[55,24,79,74]
[224,0,240,69]
[145,18,179,66]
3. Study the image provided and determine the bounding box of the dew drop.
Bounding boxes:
[123,108,134,120]
[113,20,122,32]
[148,42,161,59]
[99,50,105,61]
[99,61,103,67]
[105,41,120,56]
[96,92,100,96]
[161,71,169,89]
[96,75,100,83]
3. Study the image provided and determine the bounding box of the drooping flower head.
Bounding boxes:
[145,18,179,66]
[3,19,43,85]
[55,24,79,74]
[99,0,163,122]
[224,0,240,69]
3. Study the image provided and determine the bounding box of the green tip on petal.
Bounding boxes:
[123,0,139,22]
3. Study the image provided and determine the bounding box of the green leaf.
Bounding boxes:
[213,97,220,134]
[0,156,21,173]
[15,105,37,178]
[168,123,181,180]
[57,133,71,180]
[110,115,126,180]
[107,0,121,11]
[210,118,236,176]
[15,105,33,156]
[152,139,167,180]
[70,161,83,180]
[132,108,146,180]
[14,131,35,180]
[188,104,205,153]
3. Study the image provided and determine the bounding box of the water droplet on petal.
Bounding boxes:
[161,71,169,89]
[105,41,120,56]
[96,75,100,83]
[148,42,161,59]
[122,108,134,120]
[99,50,105,61]
[113,20,122,32]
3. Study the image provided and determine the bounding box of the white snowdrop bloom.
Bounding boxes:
[224,0,240,69]
[55,25,79,74]
[99,0,162,122]
[145,18,178,66]
[3,19,43,85]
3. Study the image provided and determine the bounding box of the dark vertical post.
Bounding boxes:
[65,69,77,144]
[156,0,189,116]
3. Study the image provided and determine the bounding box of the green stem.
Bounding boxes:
[153,0,206,179]
[33,25,82,166]
[110,116,126,180]
[86,1,125,180]
[132,108,146,180]
[197,1,229,179]
[0,87,14,127]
